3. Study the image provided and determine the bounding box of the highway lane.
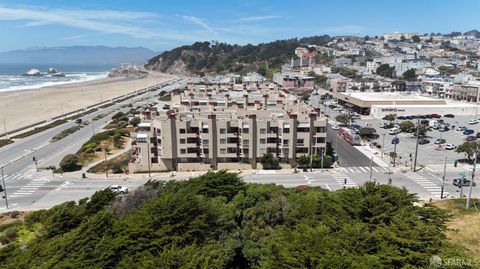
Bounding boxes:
[0,78,187,210]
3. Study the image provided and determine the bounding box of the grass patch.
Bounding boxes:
[87,149,131,174]
[92,114,108,121]
[434,199,480,259]
[76,128,130,165]
[0,139,14,148]
[159,94,171,101]
[12,119,68,139]
[50,125,83,142]
[67,108,99,120]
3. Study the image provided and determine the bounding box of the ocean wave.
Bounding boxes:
[0,73,108,92]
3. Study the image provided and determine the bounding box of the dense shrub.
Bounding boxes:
[59,154,81,172]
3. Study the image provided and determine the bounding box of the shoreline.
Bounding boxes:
[0,71,175,132]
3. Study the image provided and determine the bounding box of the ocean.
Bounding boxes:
[0,64,114,93]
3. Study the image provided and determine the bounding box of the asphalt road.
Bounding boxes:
[0,77,187,210]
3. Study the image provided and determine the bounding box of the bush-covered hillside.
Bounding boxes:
[145,35,332,75]
[0,171,472,268]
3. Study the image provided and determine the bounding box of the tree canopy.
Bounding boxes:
[0,171,471,268]
[376,64,395,78]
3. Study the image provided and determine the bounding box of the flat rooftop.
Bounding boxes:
[339,92,442,102]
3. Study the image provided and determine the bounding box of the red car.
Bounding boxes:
[431,113,441,118]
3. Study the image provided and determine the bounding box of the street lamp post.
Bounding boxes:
[381,134,386,158]
[466,146,478,209]
[441,156,447,199]
[1,167,8,209]
[413,117,421,172]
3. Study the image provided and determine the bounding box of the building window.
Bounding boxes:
[220,149,226,154]
[180,149,186,154]
[242,128,249,134]
[180,138,186,144]
[283,128,290,133]
[220,139,226,144]
[220,128,226,134]
[180,129,186,134]
[297,139,304,145]
[260,139,266,144]
[203,148,209,155]
[260,148,266,154]
[260,128,267,134]
[283,139,289,145]
[202,139,209,146]
[243,139,249,146]
[316,137,325,143]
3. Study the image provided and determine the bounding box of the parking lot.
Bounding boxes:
[311,95,480,167]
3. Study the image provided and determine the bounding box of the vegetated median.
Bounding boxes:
[0,139,14,148]
[11,119,68,139]
[50,124,85,142]
[87,149,132,174]
[0,171,474,268]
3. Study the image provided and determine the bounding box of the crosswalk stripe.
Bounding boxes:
[358,167,368,172]
[371,167,379,172]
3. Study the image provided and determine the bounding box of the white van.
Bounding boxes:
[389,128,400,135]
[428,120,438,127]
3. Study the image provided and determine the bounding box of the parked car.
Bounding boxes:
[404,116,414,120]
[439,126,450,132]
[444,114,455,118]
[431,113,441,118]
[418,138,430,145]
[331,124,339,130]
[466,136,477,142]
[456,126,466,131]
[453,177,476,187]
[379,122,386,128]
[469,119,479,125]
[397,116,405,120]
[389,128,400,135]
[445,144,457,150]
[109,185,129,194]
[74,118,82,124]
[463,129,475,135]
[424,114,433,119]
[420,119,429,125]
[434,138,446,144]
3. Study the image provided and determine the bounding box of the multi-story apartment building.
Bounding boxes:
[129,83,327,172]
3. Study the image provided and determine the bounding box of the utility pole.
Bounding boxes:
[104,147,108,178]
[392,130,398,167]
[369,156,374,181]
[413,117,421,172]
[466,146,478,209]
[3,119,7,139]
[1,167,8,209]
[381,134,386,158]
[441,156,447,199]
[92,121,95,136]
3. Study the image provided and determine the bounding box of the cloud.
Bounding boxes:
[236,15,281,22]
[180,15,218,36]
[0,6,195,41]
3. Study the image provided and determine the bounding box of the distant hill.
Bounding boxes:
[464,29,480,38]
[145,35,332,75]
[0,46,157,65]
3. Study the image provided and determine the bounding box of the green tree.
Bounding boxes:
[257,67,267,76]
[456,142,480,161]
[59,154,81,172]
[129,117,141,127]
[326,142,334,157]
[399,121,415,132]
[112,111,126,120]
[335,114,351,126]
[411,35,421,43]
[376,64,395,78]
[402,69,417,81]
[260,153,280,170]
[359,127,377,138]
[383,114,396,122]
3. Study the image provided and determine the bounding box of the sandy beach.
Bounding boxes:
[0,71,175,132]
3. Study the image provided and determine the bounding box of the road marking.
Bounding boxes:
[325,184,332,191]
[358,167,368,172]
[371,167,379,172]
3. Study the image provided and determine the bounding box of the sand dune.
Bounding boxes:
[0,71,175,132]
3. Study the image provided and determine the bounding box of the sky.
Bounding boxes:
[0,0,479,53]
